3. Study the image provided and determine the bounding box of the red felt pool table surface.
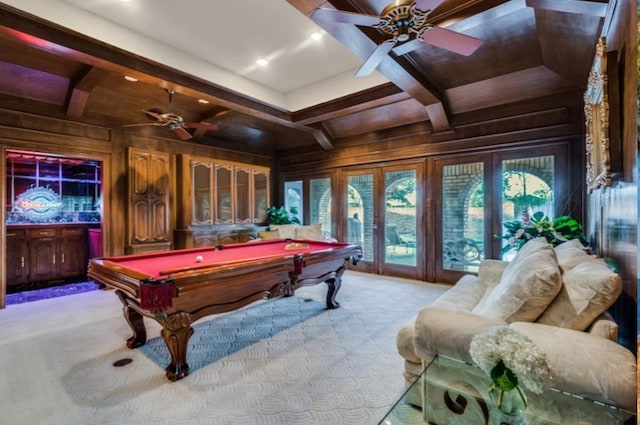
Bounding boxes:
[102,239,346,280]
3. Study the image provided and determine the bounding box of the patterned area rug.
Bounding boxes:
[0,271,448,425]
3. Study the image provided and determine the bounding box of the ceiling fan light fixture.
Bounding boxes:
[377,1,429,40]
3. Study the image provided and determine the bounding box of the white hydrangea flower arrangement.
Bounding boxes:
[469,326,555,409]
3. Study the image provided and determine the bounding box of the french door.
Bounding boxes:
[343,162,423,279]
[432,144,570,283]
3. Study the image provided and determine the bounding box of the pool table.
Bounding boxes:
[87,239,362,381]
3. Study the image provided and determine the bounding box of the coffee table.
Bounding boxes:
[379,355,635,425]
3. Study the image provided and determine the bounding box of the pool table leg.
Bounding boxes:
[159,311,194,381]
[325,274,342,309]
[116,290,147,348]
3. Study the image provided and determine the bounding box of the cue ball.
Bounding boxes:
[195,255,204,263]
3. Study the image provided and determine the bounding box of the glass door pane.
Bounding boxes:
[235,167,251,223]
[442,162,484,273]
[215,164,233,223]
[284,180,302,221]
[253,171,269,223]
[501,155,554,260]
[384,170,417,266]
[347,174,373,262]
[310,177,331,238]
[193,162,212,223]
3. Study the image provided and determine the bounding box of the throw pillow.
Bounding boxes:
[473,237,562,323]
[269,224,297,239]
[258,229,280,240]
[553,238,594,271]
[295,224,324,240]
[536,259,621,331]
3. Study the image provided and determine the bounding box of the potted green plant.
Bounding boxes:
[266,205,301,225]
[501,211,587,255]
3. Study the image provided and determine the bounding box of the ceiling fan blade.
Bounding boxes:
[355,39,396,77]
[183,122,218,131]
[122,123,159,128]
[172,126,193,140]
[414,0,447,12]
[419,26,483,56]
[311,8,380,27]
[143,109,164,121]
[392,39,424,56]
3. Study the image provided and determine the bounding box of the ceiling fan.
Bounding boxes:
[123,89,218,140]
[312,0,483,77]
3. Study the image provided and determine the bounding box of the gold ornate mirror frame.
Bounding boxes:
[584,37,611,193]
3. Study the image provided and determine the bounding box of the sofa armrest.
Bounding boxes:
[413,307,507,364]
[585,311,619,341]
[510,321,636,411]
[429,274,485,311]
[477,259,508,287]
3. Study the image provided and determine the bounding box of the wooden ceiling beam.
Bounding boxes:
[66,66,110,119]
[525,0,608,17]
[310,124,335,151]
[425,103,451,132]
[192,106,233,139]
[293,83,407,125]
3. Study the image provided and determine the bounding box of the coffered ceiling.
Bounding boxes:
[0,0,609,155]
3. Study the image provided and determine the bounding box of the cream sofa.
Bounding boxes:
[258,223,333,241]
[397,237,637,411]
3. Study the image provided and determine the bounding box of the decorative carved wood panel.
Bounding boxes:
[127,148,170,248]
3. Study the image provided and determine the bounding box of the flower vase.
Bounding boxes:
[490,387,526,424]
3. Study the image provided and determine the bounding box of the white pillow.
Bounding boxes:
[536,260,621,330]
[553,238,595,271]
[295,224,324,240]
[473,237,562,323]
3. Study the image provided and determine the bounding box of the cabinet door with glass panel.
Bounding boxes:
[187,155,269,225]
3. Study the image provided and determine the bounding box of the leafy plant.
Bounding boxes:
[266,205,301,225]
[501,211,587,254]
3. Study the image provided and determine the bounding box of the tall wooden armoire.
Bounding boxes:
[126,148,171,254]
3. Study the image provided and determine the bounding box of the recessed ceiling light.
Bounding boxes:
[256,58,268,67]
[310,32,323,41]
[198,99,210,104]
[123,75,138,82]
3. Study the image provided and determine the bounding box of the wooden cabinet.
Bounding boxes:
[58,226,90,278]
[29,227,58,282]
[127,148,171,254]
[6,225,88,286]
[6,228,29,285]
[174,154,270,249]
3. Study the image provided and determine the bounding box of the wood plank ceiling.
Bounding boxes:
[0,0,607,155]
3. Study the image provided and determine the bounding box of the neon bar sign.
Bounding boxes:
[15,187,63,222]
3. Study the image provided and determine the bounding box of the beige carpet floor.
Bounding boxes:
[0,271,448,425]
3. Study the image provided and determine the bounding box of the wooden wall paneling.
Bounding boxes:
[279,94,585,175]
[583,0,637,352]
[175,154,193,229]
